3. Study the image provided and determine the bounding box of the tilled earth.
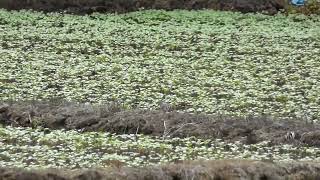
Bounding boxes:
[1,101,320,147]
[0,0,286,15]
[1,160,320,180]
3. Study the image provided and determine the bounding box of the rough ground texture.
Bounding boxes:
[1,160,320,180]
[0,0,286,14]
[1,101,320,147]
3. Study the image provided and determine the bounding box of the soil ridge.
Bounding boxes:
[1,101,320,147]
[0,0,286,14]
[1,160,320,180]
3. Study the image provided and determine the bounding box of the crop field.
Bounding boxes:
[1,8,320,178]
[1,9,320,118]
[1,126,320,169]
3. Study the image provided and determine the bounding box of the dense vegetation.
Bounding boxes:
[1,126,320,169]
[0,9,320,170]
[1,9,320,119]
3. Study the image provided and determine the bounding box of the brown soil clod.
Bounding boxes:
[0,103,9,113]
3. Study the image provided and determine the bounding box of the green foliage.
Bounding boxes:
[0,9,320,120]
[0,126,319,169]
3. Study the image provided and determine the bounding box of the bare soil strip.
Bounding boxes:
[1,160,320,180]
[0,0,285,14]
[1,101,320,147]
